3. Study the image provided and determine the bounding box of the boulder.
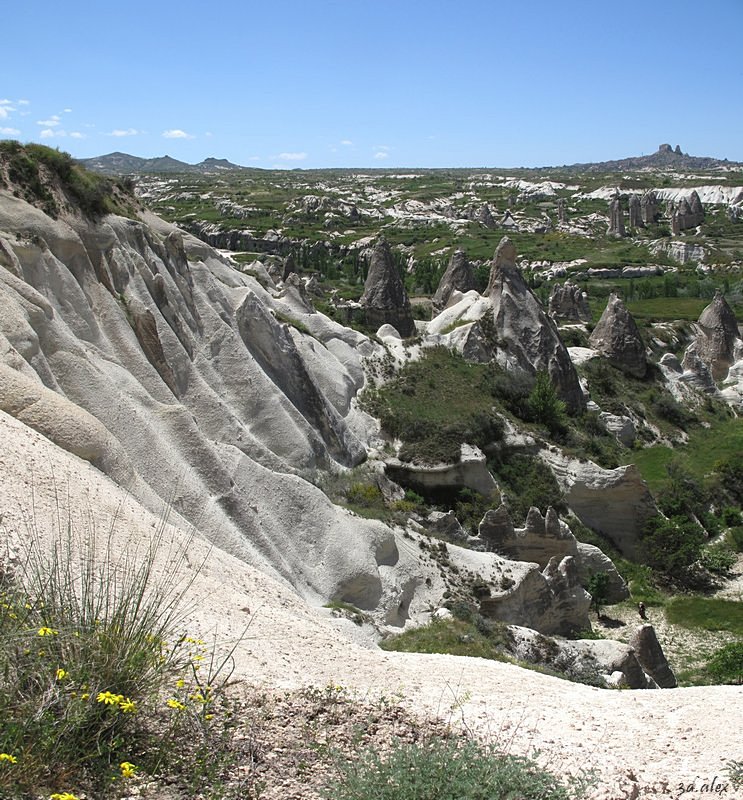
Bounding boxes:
[431,248,477,315]
[548,281,592,323]
[486,237,585,414]
[589,292,647,378]
[598,411,636,446]
[629,624,677,688]
[556,197,567,224]
[359,238,415,338]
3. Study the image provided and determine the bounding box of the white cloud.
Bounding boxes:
[37,115,61,127]
[0,108,9,120]
[108,128,139,137]
[70,131,85,139]
[63,108,72,113]
[40,129,58,138]
[162,129,194,139]
[277,152,307,161]
[0,99,14,106]
[374,151,389,160]
[18,99,30,106]
[248,156,261,162]
[0,126,21,135]
[340,139,353,146]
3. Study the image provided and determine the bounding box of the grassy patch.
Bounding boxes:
[380,616,510,661]
[665,597,743,636]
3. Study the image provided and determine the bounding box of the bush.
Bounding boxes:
[493,454,566,525]
[325,737,589,800]
[640,514,705,582]
[729,526,743,553]
[699,543,737,575]
[707,642,743,685]
[527,370,567,434]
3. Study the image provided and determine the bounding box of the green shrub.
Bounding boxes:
[324,737,590,800]
[640,515,705,581]
[729,526,743,553]
[527,370,567,435]
[706,642,743,685]
[699,543,737,575]
[345,481,384,508]
[493,454,566,525]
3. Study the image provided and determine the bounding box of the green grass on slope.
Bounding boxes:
[631,418,743,491]
[666,597,743,636]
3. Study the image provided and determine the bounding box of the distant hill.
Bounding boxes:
[79,152,248,175]
[561,144,742,173]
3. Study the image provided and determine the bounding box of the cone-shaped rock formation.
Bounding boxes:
[486,237,585,414]
[359,238,415,337]
[589,293,647,378]
[431,248,477,315]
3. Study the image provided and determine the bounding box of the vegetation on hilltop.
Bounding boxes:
[0,141,137,219]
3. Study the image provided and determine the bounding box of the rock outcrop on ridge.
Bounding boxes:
[486,237,585,413]
[607,194,625,237]
[359,238,415,337]
[548,281,591,323]
[431,248,477,315]
[589,292,647,378]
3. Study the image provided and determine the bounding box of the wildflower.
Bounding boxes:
[119,761,137,778]
[55,668,67,681]
[175,678,185,688]
[37,626,58,636]
[50,794,80,800]
[0,753,18,764]
[97,691,124,705]
[118,697,137,713]
[166,698,186,710]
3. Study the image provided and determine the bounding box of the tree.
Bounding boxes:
[586,572,611,619]
[641,515,705,581]
[527,371,566,435]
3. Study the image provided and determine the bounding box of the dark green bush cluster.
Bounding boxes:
[707,642,743,685]
[491,454,566,524]
[325,737,589,800]
[640,514,706,582]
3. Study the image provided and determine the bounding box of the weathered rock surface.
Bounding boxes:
[507,625,652,688]
[385,443,497,497]
[486,237,585,414]
[480,555,591,635]
[478,505,628,604]
[671,189,704,234]
[359,238,415,337]
[641,189,659,224]
[629,624,677,688]
[683,290,742,381]
[431,248,477,315]
[589,292,647,378]
[628,193,643,228]
[598,411,636,446]
[542,451,658,560]
[548,281,591,323]
[608,194,625,237]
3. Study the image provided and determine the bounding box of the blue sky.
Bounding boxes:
[3,0,742,168]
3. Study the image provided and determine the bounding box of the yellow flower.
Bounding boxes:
[97,691,124,705]
[175,678,185,688]
[166,697,186,710]
[119,761,137,778]
[49,794,79,800]
[118,697,137,713]
[81,693,90,700]
[0,753,18,764]
[55,668,67,681]
[37,626,58,636]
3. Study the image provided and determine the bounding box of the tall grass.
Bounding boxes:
[0,502,241,797]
